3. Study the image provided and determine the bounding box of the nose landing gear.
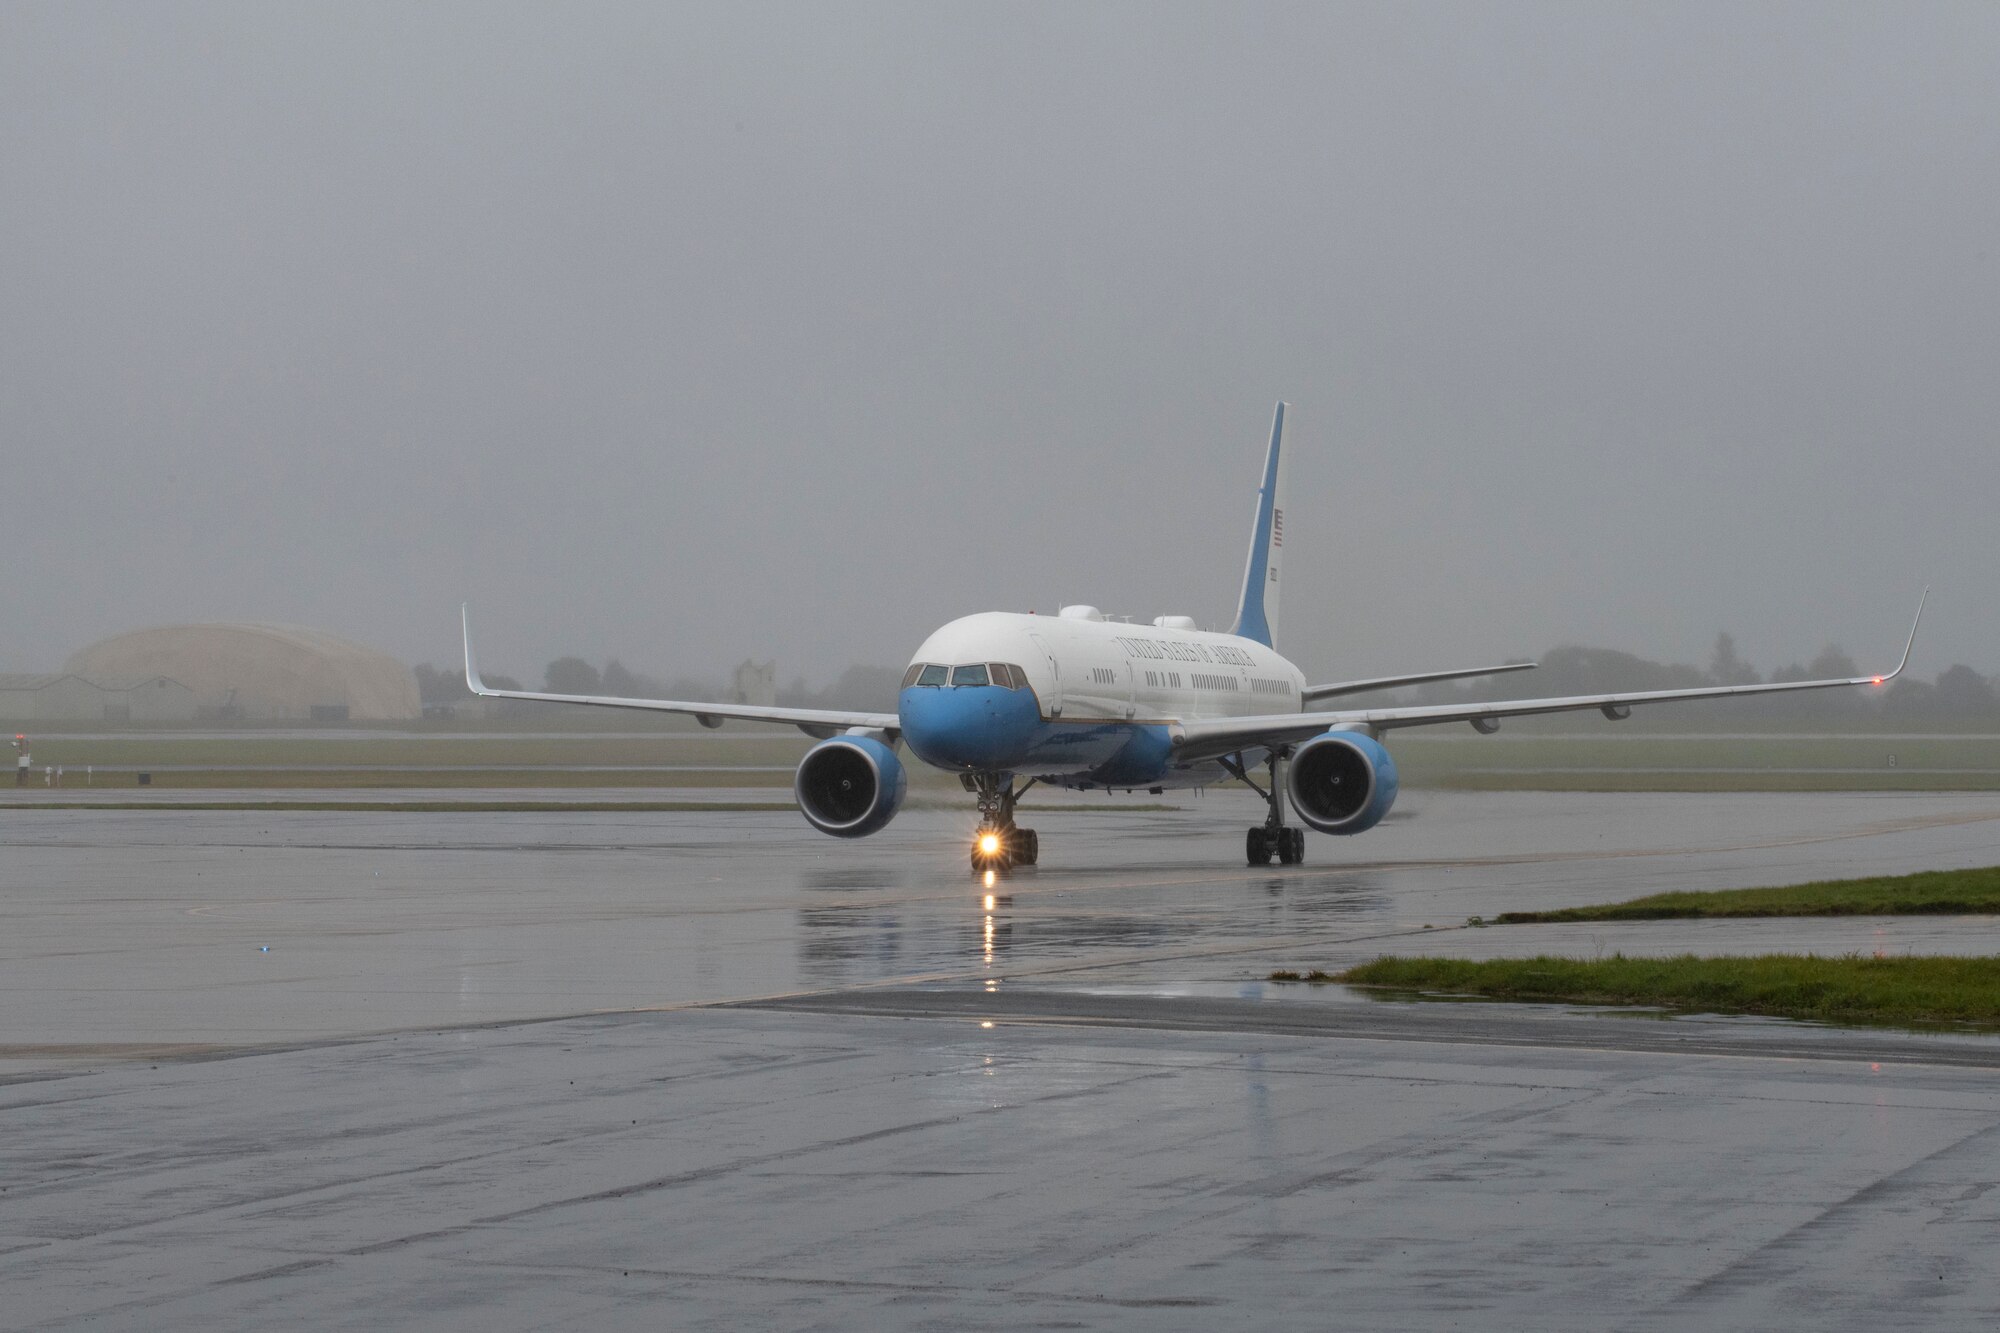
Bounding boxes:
[1222,751,1306,866]
[969,772,1039,871]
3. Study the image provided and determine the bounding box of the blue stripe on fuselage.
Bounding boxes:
[899,686,1185,786]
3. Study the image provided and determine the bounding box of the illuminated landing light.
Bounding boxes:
[979,833,1001,856]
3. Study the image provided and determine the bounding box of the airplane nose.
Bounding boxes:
[899,685,1039,771]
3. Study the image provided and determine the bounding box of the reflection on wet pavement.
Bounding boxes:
[3,791,2000,1053]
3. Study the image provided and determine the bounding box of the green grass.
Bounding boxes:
[1314,953,2000,1027]
[1,800,802,813]
[1387,731,2000,791]
[1494,865,2000,923]
[10,724,2000,793]
[31,768,799,790]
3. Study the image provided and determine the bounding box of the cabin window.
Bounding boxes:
[952,664,990,687]
[916,664,949,687]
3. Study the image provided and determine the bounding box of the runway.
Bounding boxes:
[6,791,2000,1327]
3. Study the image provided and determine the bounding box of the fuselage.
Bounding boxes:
[897,610,1307,789]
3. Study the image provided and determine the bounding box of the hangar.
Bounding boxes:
[64,624,420,721]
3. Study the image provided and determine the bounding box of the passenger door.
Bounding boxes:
[1027,632,1063,718]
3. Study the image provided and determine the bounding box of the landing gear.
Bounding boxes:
[1244,825,1303,864]
[1223,751,1306,867]
[969,772,1038,872]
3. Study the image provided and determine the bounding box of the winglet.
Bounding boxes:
[1879,587,1928,683]
[462,603,491,695]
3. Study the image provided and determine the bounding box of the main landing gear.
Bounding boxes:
[1221,751,1305,866]
[968,772,1039,871]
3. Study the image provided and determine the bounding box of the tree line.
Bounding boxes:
[1405,633,1998,719]
[411,659,905,712]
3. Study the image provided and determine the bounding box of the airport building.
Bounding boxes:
[62,624,421,721]
[0,673,197,722]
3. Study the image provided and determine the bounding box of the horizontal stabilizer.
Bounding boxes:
[1171,590,1927,764]
[1303,660,1537,704]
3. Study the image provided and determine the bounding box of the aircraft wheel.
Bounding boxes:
[1014,828,1038,866]
[1246,827,1272,865]
[1276,830,1298,865]
[1288,828,1306,864]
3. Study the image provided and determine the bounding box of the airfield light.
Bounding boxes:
[979,833,1001,856]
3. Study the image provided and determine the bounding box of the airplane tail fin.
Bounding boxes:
[1229,401,1289,648]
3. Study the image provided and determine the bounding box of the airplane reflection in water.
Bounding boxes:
[793,874,1384,989]
[464,402,1926,871]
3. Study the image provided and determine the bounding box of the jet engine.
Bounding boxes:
[1285,728,1399,835]
[794,735,908,838]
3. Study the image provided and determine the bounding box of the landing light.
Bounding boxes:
[979,833,1001,856]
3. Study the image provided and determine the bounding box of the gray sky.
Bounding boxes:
[5,2,1996,686]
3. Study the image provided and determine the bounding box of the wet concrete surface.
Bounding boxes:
[6,791,2000,1052]
[6,791,2000,1326]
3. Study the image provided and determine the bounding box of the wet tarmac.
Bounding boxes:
[6,790,2000,1326]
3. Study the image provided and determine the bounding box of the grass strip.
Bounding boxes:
[1494,865,2000,923]
[0,801,801,813]
[1313,953,2000,1026]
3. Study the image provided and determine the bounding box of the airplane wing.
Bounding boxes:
[1171,592,1926,767]
[1302,660,1536,703]
[461,607,899,740]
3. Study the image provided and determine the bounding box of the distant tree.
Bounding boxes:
[411,662,471,703]
[1883,678,1938,719]
[817,665,905,712]
[1934,665,1998,717]
[545,657,601,694]
[1790,645,1868,716]
[1808,645,1858,678]
[1707,633,1760,686]
[601,659,642,698]
[1534,646,1705,697]
[662,676,719,702]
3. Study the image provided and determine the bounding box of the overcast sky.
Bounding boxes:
[4,2,1995,686]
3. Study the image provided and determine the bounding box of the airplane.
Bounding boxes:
[462,402,1925,872]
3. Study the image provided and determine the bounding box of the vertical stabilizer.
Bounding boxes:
[1229,401,1290,647]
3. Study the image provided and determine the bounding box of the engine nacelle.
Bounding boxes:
[1286,729,1399,835]
[794,735,907,838]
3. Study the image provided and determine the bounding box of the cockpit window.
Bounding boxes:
[901,665,924,689]
[988,663,1015,688]
[916,664,949,687]
[951,664,990,687]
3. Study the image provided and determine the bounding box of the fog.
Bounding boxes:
[5,3,1996,687]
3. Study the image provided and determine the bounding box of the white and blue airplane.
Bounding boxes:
[463,403,1924,870]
